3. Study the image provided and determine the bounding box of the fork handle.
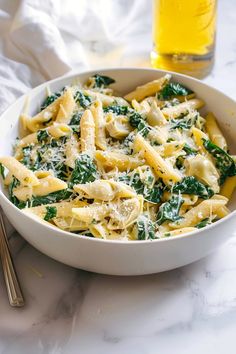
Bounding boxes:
[0,209,24,307]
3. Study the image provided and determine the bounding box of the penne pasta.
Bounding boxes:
[95,150,143,171]
[80,109,96,153]
[1,73,234,240]
[133,134,181,184]
[124,74,171,102]
[0,157,39,186]
[162,98,204,119]
[169,198,228,229]
[90,100,107,150]
[55,88,76,124]
[205,112,227,151]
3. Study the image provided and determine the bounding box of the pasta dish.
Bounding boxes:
[0,74,235,240]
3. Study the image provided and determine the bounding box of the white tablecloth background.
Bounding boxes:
[0,0,151,114]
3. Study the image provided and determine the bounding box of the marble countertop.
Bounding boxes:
[1,1,236,353]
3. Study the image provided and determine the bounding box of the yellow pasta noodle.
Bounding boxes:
[55,88,76,124]
[0,157,39,186]
[169,198,228,229]
[133,134,181,184]
[205,112,227,151]
[1,73,235,241]
[91,100,107,150]
[124,74,171,102]
[80,109,96,153]
[220,175,236,199]
[162,99,204,119]
[95,150,143,171]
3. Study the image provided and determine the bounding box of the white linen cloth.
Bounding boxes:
[0,0,151,114]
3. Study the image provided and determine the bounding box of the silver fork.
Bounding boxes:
[0,206,24,307]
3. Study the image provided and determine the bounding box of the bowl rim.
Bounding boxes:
[0,66,236,245]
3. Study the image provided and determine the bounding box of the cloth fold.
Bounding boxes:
[0,0,151,114]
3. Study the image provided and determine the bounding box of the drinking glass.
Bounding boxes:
[151,0,217,78]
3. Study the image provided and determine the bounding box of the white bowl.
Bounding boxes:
[0,68,236,275]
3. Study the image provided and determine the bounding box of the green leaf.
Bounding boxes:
[69,112,83,125]
[37,129,50,143]
[20,146,34,169]
[0,163,5,179]
[70,154,98,186]
[143,181,164,204]
[40,91,62,111]
[157,195,184,225]
[203,139,236,184]
[35,137,69,181]
[73,230,94,237]
[92,74,115,88]
[170,114,197,130]
[183,144,197,155]
[119,172,164,204]
[172,176,214,199]
[44,206,57,221]
[30,189,73,207]
[159,82,193,100]
[136,120,151,137]
[136,215,156,240]
[74,91,92,108]
[128,112,143,128]
[129,112,151,137]
[104,105,130,115]
[8,177,25,208]
[195,218,210,229]
[175,156,184,170]
[123,132,135,153]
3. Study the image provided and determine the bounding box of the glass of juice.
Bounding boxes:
[151,0,217,78]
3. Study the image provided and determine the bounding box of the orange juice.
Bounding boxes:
[151,0,217,78]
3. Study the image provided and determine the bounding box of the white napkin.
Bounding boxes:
[0,0,151,114]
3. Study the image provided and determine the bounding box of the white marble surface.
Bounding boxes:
[1,1,236,353]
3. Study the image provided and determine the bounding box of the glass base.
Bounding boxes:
[150,51,214,79]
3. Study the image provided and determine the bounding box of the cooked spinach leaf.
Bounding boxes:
[30,189,73,207]
[104,105,130,115]
[8,177,26,208]
[129,112,151,137]
[20,146,34,169]
[195,218,211,229]
[172,176,214,199]
[183,144,198,155]
[74,91,92,108]
[128,111,143,128]
[162,98,181,108]
[73,230,94,237]
[92,74,115,88]
[44,206,57,221]
[136,215,156,240]
[34,137,69,180]
[119,172,164,204]
[0,162,5,179]
[123,132,135,153]
[70,154,98,186]
[170,115,197,130]
[159,82,193,100]
[136,120,151,137]
[203,139,236,184]
[157,195,183,225]
[175,156,184,170]
[37,129,50,143]
[69,112,83,125]
[40,91,62,111]
[144,184,164,204]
